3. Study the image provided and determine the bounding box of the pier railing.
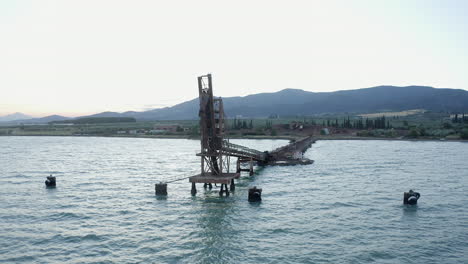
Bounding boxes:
[269,136,315,160]
[221,141,267,161]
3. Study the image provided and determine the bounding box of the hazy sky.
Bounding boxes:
[1,0,467,117]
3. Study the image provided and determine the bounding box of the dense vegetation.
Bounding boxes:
[1,111,468,140]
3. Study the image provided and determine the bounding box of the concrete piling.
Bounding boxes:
[230,179,235,191]
[45,175,56,187]
[191,182,197,196]
[403,190,420,205]
[248,186,262,202]
[219,184,230,196]
[249,159,254,176]
[155,182,168,195]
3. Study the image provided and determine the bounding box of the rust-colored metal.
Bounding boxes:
[189,74,315,190]
[191,74,259,189]
[197,74,230,177]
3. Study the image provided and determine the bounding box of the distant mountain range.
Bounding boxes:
[2,85,468,124]
[0,115,71,125]
[0,112,32,122]
[86,85,468,120]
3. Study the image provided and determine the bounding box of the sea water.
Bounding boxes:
[0,137,467,263]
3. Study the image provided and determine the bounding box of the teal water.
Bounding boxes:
[0,137,467,263]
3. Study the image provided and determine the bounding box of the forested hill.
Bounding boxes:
[4,85,467,124]
[115,85,468,120]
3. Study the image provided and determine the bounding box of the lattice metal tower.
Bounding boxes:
[197,74,230,176]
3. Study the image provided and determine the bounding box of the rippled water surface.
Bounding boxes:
[1,137,467,263]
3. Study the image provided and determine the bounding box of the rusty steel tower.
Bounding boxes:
[197,74,229,177]
[189,74,237,196]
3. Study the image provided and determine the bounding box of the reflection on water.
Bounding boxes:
[402,205,419,218]
[194,198,239,263]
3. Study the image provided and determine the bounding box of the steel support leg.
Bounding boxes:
[219,183,224,196]
[230,179,235,191]
[191,182,197,196]
[249,159,254,176]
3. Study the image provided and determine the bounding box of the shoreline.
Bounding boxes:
[1,134,467,142]
[314,136,468,143]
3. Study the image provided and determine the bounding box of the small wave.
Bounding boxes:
[76,181,108,187]
[317,205,331,210]
[369,250,395,260]
[82,234,101,241]
[332,202,358,208]
[2,255,35,263]
[49,212,90,221]
[12,174,31,179]
[270,228,291,234]
[51,233,104,243]
[2,180,28,185]
[2,174,31,180]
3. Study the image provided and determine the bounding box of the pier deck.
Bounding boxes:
[265,136,315,165]
[189,173,240,184]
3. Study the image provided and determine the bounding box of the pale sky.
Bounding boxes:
[1,0,467,117]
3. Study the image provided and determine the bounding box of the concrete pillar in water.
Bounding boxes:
[155,182,167,195]
[219,184,230,196]
[249,158,254,176]
[219,184,224,196]
[403,190,420,205]
[45,175,56,187]
[191,182,197,196]
[248,186,262,202]
[230,179,235,191]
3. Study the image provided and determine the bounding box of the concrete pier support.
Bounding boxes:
[219,184,230,196]
[249,158,254,176]
[230,179,235,191]
[45,175,56,187]
[191,182,197,196]
[155,182,168,195]
[403,190,420,205]
[189,173,239,197]
[248,186,262,202]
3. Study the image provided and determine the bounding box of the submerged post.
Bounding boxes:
[230,179,235,191]
[403,189,420,205]
[45,175,56,187]
[248,186,262,202]
[155,182,168,196]
[191,182,197,196]
[249,158,254,176]
[219,183,230,196]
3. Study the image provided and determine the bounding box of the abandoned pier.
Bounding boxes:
[155,74,315,198]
